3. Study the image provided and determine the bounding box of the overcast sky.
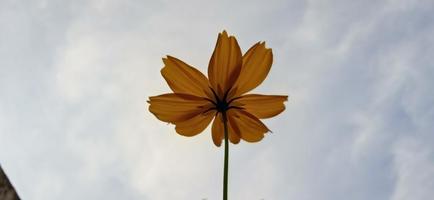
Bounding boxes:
[1,0,434,199]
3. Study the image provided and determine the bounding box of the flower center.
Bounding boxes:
[207,87,242,113]
[210,87,230,112]
[215,98,229,113]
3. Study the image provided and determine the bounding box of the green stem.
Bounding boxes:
[222,112,229,200]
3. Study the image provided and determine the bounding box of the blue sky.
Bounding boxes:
[1,0,434,199]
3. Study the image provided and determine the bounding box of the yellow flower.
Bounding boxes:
[148,31,287,146]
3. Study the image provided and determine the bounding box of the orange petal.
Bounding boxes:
[175,110,216,137]
[148,93,213,123]
[211,112,241,146]
[227,109,270,143]
[227,118,241,144]
[161,56,212,98]
[232,94,288,119]
[208,31,242,98]
[231,42,273,97]
[211,113,224,147]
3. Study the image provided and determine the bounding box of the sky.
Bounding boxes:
[1,0,434,199]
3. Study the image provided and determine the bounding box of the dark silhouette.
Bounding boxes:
[0,165,20,200]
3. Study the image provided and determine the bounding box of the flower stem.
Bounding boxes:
[222,112,229,200]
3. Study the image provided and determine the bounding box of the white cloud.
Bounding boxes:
[392,138,434,200]
[1,0,434,200]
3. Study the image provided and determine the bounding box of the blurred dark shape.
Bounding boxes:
[0,165,20,200]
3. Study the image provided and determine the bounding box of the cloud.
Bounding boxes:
[1,0,433,200]
[392,137,434,200]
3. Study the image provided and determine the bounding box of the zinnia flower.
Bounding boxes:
[148,31,287,146]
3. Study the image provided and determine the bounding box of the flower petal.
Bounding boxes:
[227,119,241,144]
[211,113,224,147]
[161,56,212,98]
[148,93,213,123]
[231,42,273,97]
[208,31,242,98]
[227,109,270,143]
[175,110,216,137]
[211,113,241,146]
[232,94,288,119]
